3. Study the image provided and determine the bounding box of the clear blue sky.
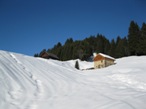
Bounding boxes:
[0,0,146,56]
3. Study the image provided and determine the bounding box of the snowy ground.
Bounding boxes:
[0,50,146,109]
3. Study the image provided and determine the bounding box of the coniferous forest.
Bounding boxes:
[34,21,146,61]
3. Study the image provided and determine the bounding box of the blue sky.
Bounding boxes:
[0,0,146,56]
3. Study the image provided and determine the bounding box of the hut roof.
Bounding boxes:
[40,51,59,60]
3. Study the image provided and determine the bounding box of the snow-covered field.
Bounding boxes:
[0,50,146,109]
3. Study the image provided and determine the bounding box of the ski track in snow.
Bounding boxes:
[0,50,146,109]
[9,53,46,109]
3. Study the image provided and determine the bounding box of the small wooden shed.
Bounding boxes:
[93,53,115,69]
[40,51,59,60]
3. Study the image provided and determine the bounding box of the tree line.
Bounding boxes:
[34,21,146,61]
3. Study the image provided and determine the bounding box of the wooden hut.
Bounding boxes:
[40,51,59,60]
[93,53,115,69]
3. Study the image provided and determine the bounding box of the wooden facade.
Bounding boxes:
[93,53,115,69]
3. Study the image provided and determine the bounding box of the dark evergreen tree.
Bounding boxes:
[139,23,146,55]
[95,34,104,53]
[65,38,73,45]
[34,53,39,57]
[56,42,62,48]
[115,37,129,58]
[103,38,110,54]
[115,36,122,58]
[109,39,116,57]
[114,36,129,58]
[128,21,140,55]
[123,37,130,56]
[75,60,79,70]
[116,36,121,46]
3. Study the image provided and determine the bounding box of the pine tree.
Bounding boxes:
[128,21,140,55]
[34,53,39,57]
[115,36,122,58]
[115,37,129,58]
[140,23,146,55]
[123,37,130,56]
[109,39,116,57]
[65,38,73,45]
[75,60,79,70]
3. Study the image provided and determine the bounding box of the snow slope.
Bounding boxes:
[0,50,146,109]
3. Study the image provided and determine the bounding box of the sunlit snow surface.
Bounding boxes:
[0,50,146,109]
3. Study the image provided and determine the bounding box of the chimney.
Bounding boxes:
[93,53,97,57]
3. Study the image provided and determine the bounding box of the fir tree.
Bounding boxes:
[109,39,116,57]
[128,21,140,55]
[34,53,39,57]
[75,60,79,70]
[140,23,146,55]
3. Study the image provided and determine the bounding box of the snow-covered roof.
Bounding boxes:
[98,53,115,60]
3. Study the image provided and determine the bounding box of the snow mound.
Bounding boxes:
[0,50,146,109]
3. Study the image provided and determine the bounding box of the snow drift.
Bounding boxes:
[0,50,146,109]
